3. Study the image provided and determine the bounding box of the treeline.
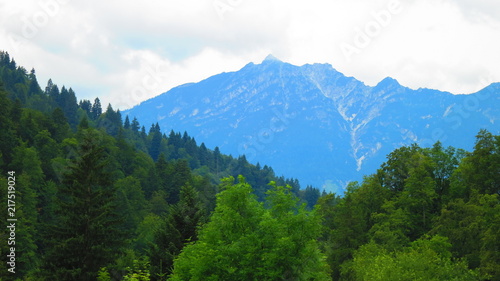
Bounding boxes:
[0,51,319,280]
[317,132,500,280]
[167,131,499,280]
[0,51,498,280]
[0,51,311,202]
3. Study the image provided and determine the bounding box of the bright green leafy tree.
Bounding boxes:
[170,176,330,280]
[344,235,480,281]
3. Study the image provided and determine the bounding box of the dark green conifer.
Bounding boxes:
[42,129,124,280]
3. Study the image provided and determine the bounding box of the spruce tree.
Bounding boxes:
[79,99,92,116]
[0,87,16,170]
[91,97,102,120]
[41,129,124,280]
[149,125,162,162]
[149,184,205,280]
[131,117,140,133]
[124,115,131,129]
[28,68,43,97]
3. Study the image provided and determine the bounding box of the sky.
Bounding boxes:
[1,0,499,110]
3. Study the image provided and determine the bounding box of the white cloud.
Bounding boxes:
[0,0,499,110]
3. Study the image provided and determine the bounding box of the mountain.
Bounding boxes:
[124,56,500,193]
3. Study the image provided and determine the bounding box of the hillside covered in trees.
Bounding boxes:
[0,51,499,280]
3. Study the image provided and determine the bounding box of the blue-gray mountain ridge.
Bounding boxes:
[124,55,500,193]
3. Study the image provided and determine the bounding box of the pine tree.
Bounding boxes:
[10,144,44,276]
[99,104,122,136]
[41,129,124,280]
[149,125,163,162]
[65,88,79,127]
[50,107,70,142]
[168,159,192,204]
[131,117,140,133]
[79,99,92,116]
[149,184,205,280]
[28,68,43,97]
[0,87,17,170]
[46,79,60,104]
[124,115,131,129]
[92,97,102,120]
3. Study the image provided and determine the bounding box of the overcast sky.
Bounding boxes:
[1,0,499,110]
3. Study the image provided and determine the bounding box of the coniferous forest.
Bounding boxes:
[0,51,499,280]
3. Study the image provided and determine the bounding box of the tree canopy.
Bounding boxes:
[0,50,498,280]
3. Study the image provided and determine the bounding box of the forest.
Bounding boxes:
[0,51,499,280]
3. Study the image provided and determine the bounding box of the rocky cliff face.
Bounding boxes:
[124,56,500,193]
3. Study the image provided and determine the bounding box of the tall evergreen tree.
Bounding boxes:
[124,115,131,129]
[149,125,163,162]
[57,86,79,128]
[149,184,205,280]
[28,68,43,97]
[11,144,44,276]
[131,117,140,133]
[100,103,122,136]
[50,107,70,142]
[91,97,102,120]
[0,87,17,170]
[41,129,124,280]
[79,99,92,116]
[65,88,79,127]
[45,79,60,104]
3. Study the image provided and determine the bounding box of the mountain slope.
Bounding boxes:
[124,56,500,192]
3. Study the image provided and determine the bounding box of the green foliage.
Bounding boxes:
[317,136,500,280]
[33,129,60,180]
[450,130,500,198]
[41,129,125,280]
[432,193,500,278]
[378,144,421,192]
[115,176,149,238]
[149,184,205,280]
[134,213,163,253]
[428,141,465,201]
[299,185,321,209]
[170,176,330,280]
[9,144,44,275]
[97,267,112,281]
[321,176,389,279]
[1,52,499,280]
[123,258,151,281]
[0,87,17,171]
[344,236,480,281]
[373,152,439,242]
